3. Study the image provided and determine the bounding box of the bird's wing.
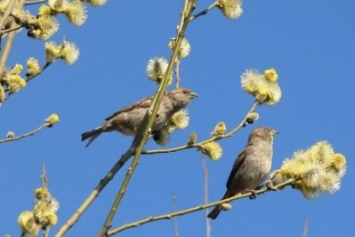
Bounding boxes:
[226,147,247,189]
[105,96,153,121]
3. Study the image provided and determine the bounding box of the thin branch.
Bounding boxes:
[0,0,26,76]
[172,193,179,237]
[41,163,47,188]
[25,64,50,83]
[25,0,48,5]
[0,123,51,144]
[142,101,259,155]
[1,25,23,35]
[43,227,50,237]
[55,147,136,237]
[302,217,308,237]
[175,59,181,88]
[3,63,51,104]
[107,178,297,236]
[201,156,211,237]
[97,1,197,236]
[189,2,218,22]
[41,164,51,236]
[0,0,16,34]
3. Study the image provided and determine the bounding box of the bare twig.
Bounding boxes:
[0,25,23,35]
[302,217,309,237]
[189,1,218,22]
[55,147,136,237]
[172,192,179,237]
[41,164,51,237]
[44,227,50,237]
[25,0,48,5]
[0,123,51,144]
[0,0,16,34]
[41,164,47,188]
[142,101,259,155]
[174,58,181,88]
[107,178,297,236]
[201,156,211,237]
[0,0,26,75]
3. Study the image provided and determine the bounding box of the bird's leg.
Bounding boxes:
[265,180,279,191]
[255,180,277,191]
[245,189,257,200]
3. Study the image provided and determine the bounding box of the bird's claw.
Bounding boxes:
[245,189,257,200]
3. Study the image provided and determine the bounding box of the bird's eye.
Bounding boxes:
[183,90,188,94]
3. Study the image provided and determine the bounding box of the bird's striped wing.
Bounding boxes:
[105,95,153,121]
[226,147,247,189]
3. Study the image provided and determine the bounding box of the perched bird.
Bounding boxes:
[81,87,198,147]
[208,127,279,219]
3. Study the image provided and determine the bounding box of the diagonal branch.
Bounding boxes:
[97,1,197,236]
[142,101,259,155]
[0,0,26,75]
[55,146,136,237]
[0,123,52,144]
[189,1,218,22]
[107,178,296,236]
[3,63,52,104]
[0,0,16,35]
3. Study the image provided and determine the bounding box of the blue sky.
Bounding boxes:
[1,1,354,236]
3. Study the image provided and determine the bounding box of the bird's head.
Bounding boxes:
[169,87,198,109]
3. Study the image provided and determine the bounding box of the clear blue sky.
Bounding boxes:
[2,1,354,236]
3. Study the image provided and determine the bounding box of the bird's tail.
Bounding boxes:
[207,206,221,220]
[208,191,231,220]
[81,127,103,148]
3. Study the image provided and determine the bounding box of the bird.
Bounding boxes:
[207,127,279,219]
[81,87,198,147]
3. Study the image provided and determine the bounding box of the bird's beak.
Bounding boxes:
[272,130,279,136]
[190,92,198,99]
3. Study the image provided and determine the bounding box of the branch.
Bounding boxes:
[172,192,179,237]
[0,0,26,75]
[57,1,197,236]
[174,58,181,88]
[142,101,259,155]
[97,1,197,236]
[0,25,23,35]
[25,0,48,5]
[0,0,16,35]
[0,123,52,144]
[41,163,51,237]
[107,178,297,236]
[55,147,136,237]
[302,217,309,237]
[201,156,211,237]
[189,1,218,22]
[3,63,51,103]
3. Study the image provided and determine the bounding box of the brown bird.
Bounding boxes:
[81,87,198,147]
[208,127,278,219]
